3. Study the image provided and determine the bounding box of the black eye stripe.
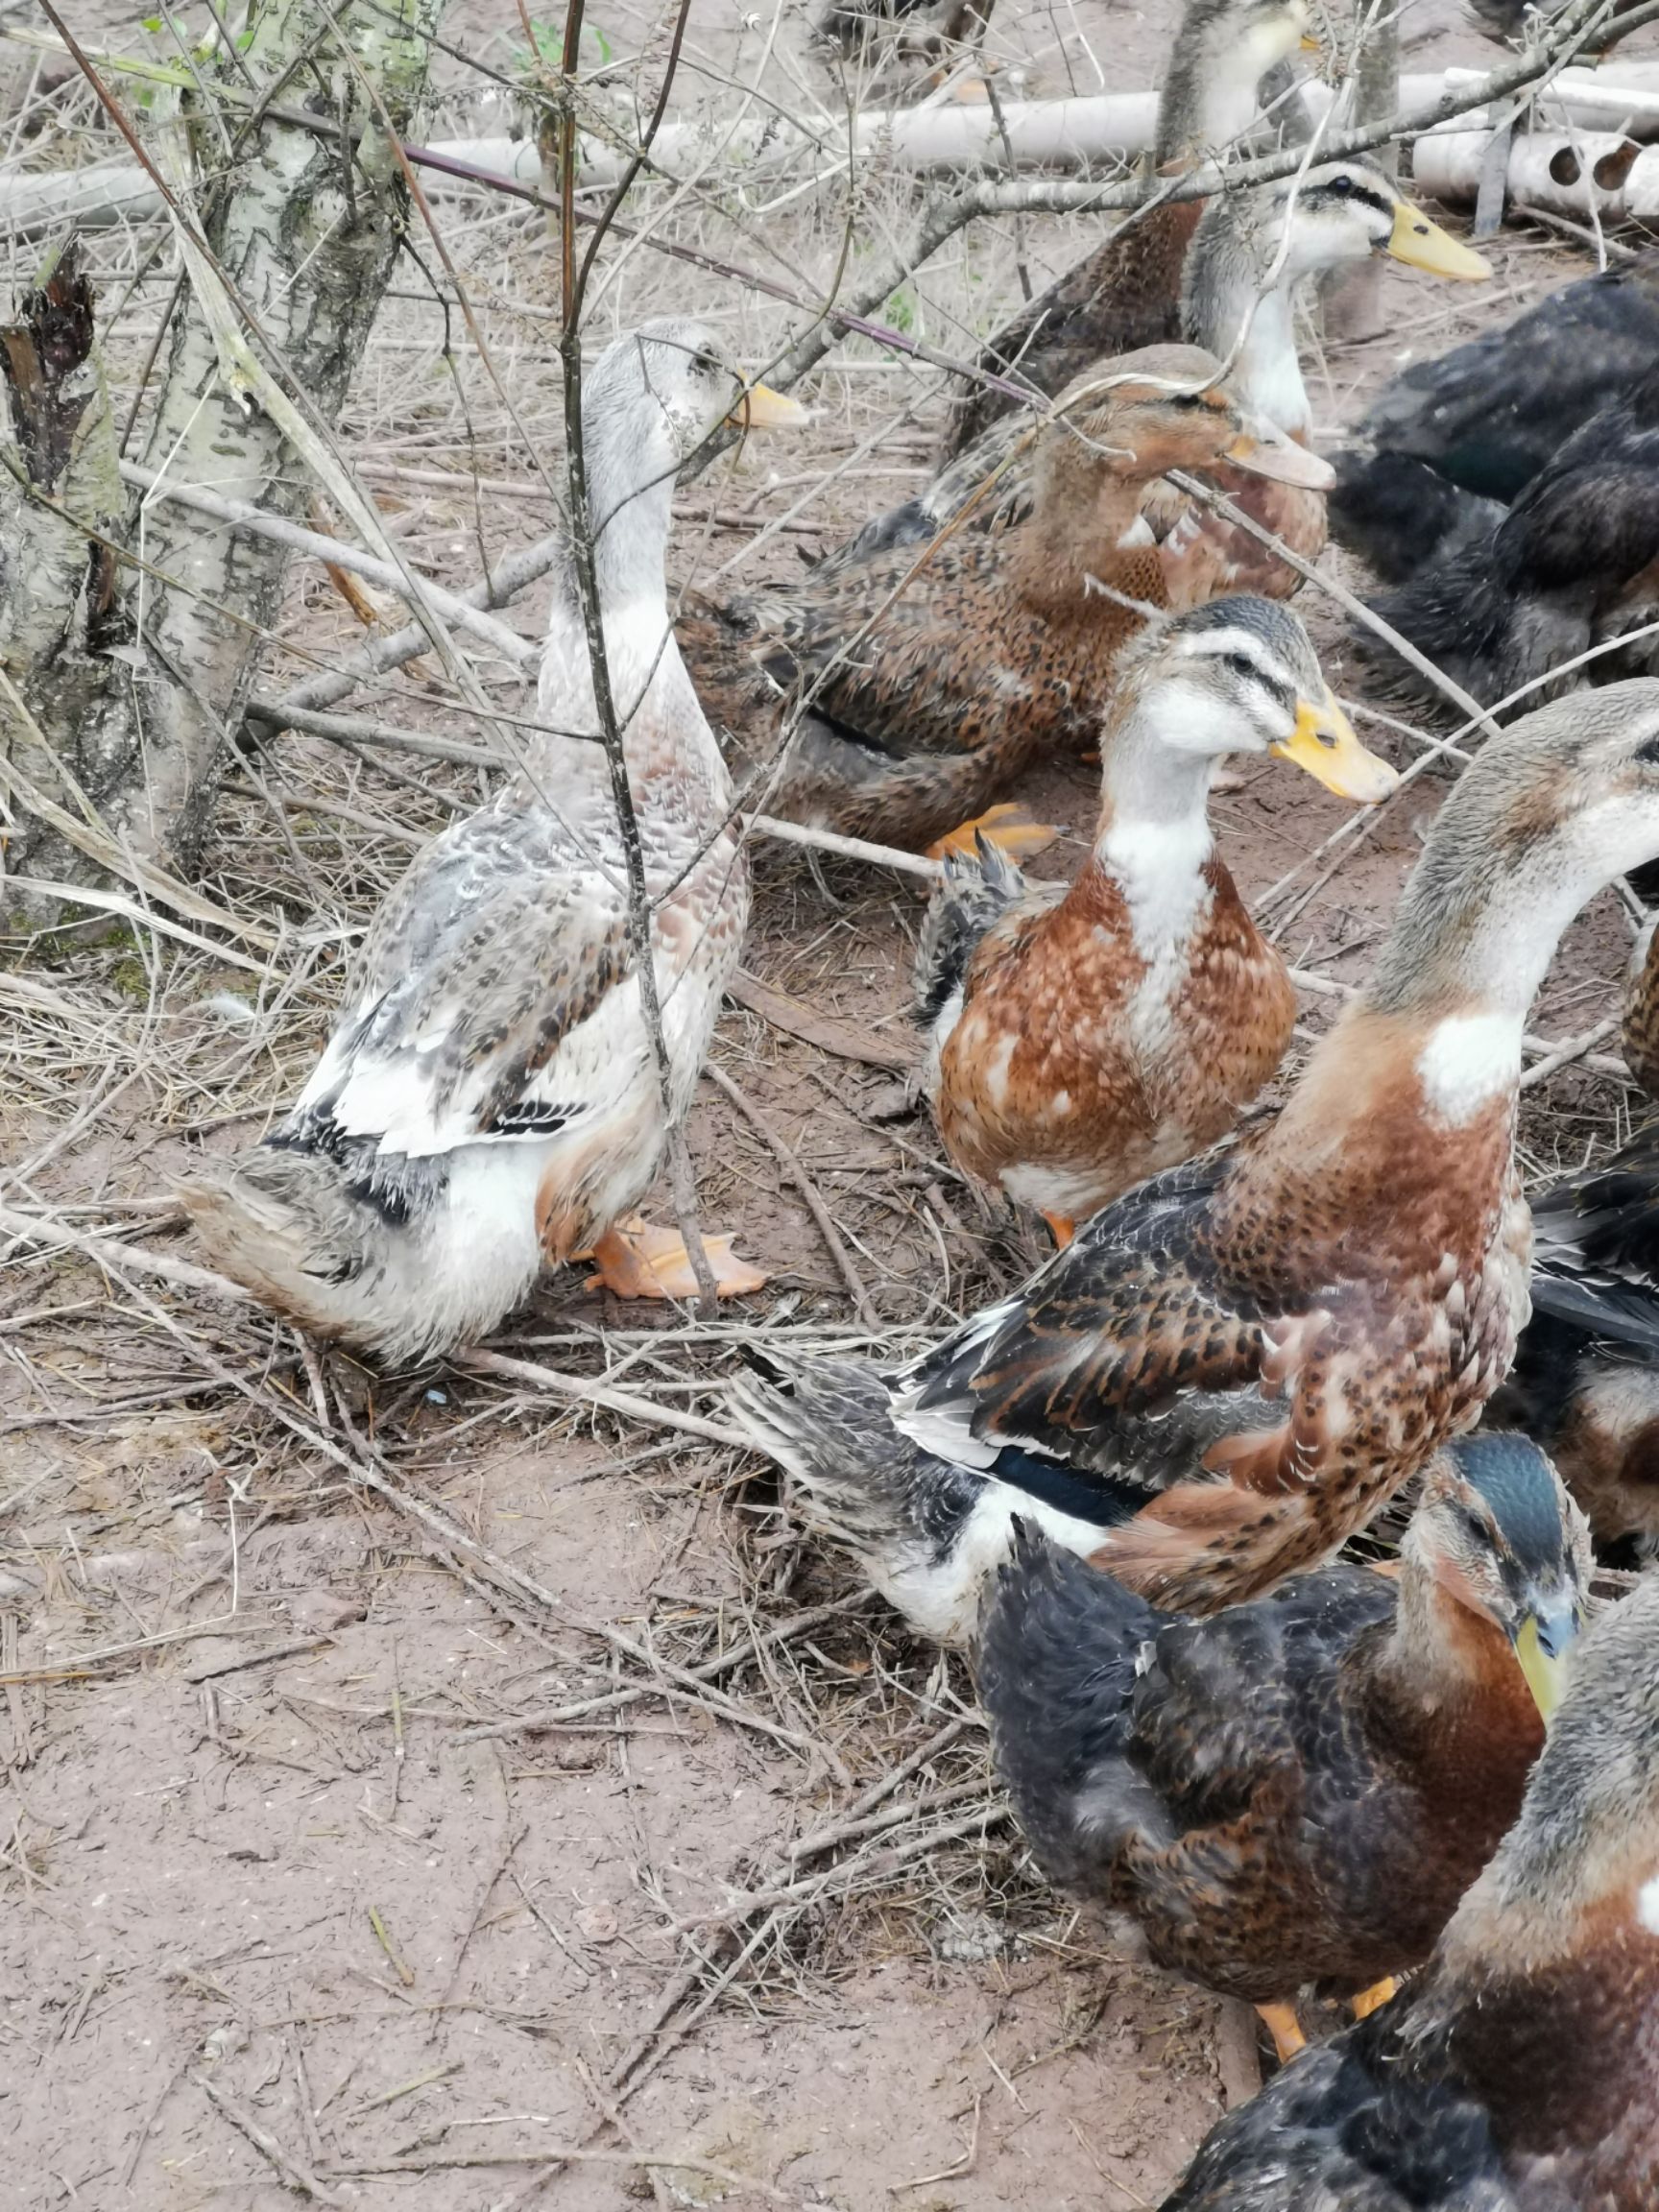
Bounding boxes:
[1208,647,1295,707]
[1310,180,1394,222]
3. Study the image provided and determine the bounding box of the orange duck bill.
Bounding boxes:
[1271,692,1400,804]
[1224,418,1336,492]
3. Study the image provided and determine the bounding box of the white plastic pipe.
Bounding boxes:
[19,61,1659,235]
[1412,124,1642,214]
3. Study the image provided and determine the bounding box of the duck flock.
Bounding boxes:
[156,0,1659,2200]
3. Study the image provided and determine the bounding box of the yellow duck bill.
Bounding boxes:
[1386,200,1492,283]
[1225,426,1335,492]
[730,380,811,430]
[1272,696,1400,803]
[1513,1593,1583,1721]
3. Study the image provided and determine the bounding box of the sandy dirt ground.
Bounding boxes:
[3,0,1657,2205]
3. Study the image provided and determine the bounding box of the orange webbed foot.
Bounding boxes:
[1350,1977,1398,2023]
[926,803,1058,865]
[1256,2002,1307,2067]
[582,1217,767,1300]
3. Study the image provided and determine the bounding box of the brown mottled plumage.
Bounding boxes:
[679,347,1329,851]
[840,166,1486,618]
[732,685,1659,1634]
[1623,918,1659,1099]
[976,1437,1586,2036]
[915,599,1393,1237]
[1159,1572,1659,2212]
[946,0,1315,456]
[890,690,1659,1615]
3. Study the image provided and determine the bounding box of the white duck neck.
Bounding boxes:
[535,418,716,800]
[1187,231,1309,438]
[1094,686,1217,956]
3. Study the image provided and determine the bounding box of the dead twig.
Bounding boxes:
[195,2071,346,2206]
[704,1063,878,1323]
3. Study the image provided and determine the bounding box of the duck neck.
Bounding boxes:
[1357,825,1613,1127]
[1010,458,1154,609]
[1382,1557,1517,1712]
[537,421,718,801]
[1185,231,1309,437]
[1156,14,1272,158]
[1090,684,1217,956]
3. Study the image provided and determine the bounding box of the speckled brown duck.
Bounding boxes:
[678,347,1330,854]
[916,598,1395,1245]
[1158,1567,1659,2212]
[977,1434,1588,2063]
[732,683,1659,1638]
[946,0,1316,457]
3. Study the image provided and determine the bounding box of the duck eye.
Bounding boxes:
[1328,174,1353,197]
[1168,393,1206,410]
[1638,732,1659,766]
[1223,651,1257,680]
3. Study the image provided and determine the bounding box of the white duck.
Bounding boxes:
[186,320,804,1362]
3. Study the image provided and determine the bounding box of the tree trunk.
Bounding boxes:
[0,245,130,902]
[0,0,444,926]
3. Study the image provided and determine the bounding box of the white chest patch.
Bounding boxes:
[1415,1011,1523,1127]
[1100,818,1214,965]
[1637,1873,1659,1936]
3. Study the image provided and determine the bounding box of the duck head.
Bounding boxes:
[1158,0,1318,158]
[581,317,807,493]
[1407,1432,1592,1721]
[1045,344,1334,494]
[1111,595,1398,803]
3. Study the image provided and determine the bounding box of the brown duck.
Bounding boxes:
[976,1434,1587,2063]
[916,597,1394,1245]
[733,684,1659,1635]
[1158,1569,1659,2212]
[862,163,1486,607]
[679,347,1330,853]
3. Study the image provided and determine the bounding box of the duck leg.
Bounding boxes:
[925,803,1057,865]
[1349,1977,1398,2022]
[583,1217,766,1300]
[1255,2003,1307,2066]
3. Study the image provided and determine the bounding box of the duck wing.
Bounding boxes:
[1358,252,1659,505]
[888,1147,1288,1495]
[282,798,658,1174]
[1527,1121,1659,1353]
[686,546,1040,762]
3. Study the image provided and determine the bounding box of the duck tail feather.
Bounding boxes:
[731,1352,1001,1643]
[914,832,1028,1028]
[180,1138,536,1365]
